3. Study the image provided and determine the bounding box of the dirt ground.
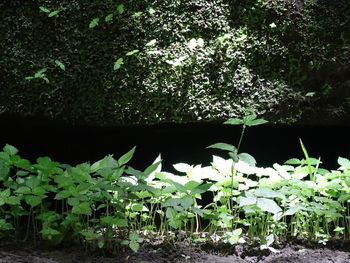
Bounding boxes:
[0,238,350,263]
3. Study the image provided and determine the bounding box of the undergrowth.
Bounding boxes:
[0,116,349,253]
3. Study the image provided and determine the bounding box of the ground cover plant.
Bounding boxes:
[0,116,350,258]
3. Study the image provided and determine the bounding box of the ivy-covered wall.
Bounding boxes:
[1,0,349,126]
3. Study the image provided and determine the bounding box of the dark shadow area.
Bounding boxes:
[0,117,349,171]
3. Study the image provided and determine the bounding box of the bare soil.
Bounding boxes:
[1,238,350,263]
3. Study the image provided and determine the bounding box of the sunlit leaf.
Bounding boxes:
[89,18,100,28]
[48,10,60,17]
[39,6,50,13]
[105,13,113,22]
[55,60,65,71]
[145,39,157,47]
[338,157,350,168]
[283,204,304,216]
[224,118,244,125]
[24,195,42,207]
[132,11,143,18]
[285,158,301,165]
[257,198,282,215]
[238,153,256,167]
[126,49,139,56]
[113,58,124,70]
[117,4,125,14]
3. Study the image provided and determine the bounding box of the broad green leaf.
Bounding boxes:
[6,196,20,205]
[129,240,139,252]
[243,114,257,123]
[3,144,18,155]
[238,196,257,206]
[166,207,176,219]
[118,146,136,166]
[162,198,181,207]
[24,195,42,207]
[55,60,65,71]
[72,202,92,215]
[126,49,139,56]
[168,180,187,193]
[25,176,41,189]
[48,10,60,17]
[0,220,14,230]
[40,228,61,240]
[285,158,301,165]
[283,204,304,216]
[190,183,212,195]
[115,218,128,227]
[192,207,203,217]
[257,198,282,215]
[238,153,256,167]
[131,203,143,212]
[129,231,139,241]
[184,181,201,191]
[144,159,161,176]
[117,4,125,14]
[246,119,268,126]
[39,6,50,13]
[89,18,100,28]
[80,229,96,241]
[105,13,113,22]
[338,157,350,168]
[145,39,157,47]
[254,188,284,199]
[224,118,244,125]
[207,143,236,152]
[113,58,124,70]
[16,186,31,194]
[180,196,193,210]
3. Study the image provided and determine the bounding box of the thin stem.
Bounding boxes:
[237,125,246,152]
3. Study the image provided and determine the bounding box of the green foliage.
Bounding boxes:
[1,0,349,125]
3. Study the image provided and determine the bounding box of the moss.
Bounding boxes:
[0,0,349,126]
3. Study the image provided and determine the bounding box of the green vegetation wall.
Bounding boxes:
[1,0,349,126]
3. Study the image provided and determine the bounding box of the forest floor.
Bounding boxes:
[0,238,350,263]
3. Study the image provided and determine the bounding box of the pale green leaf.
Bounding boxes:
[257,198,282,215]
[48,10,60,17]
[132,11,143,18]
[238,153,256,167]
[105,13,113,22]
[206,143,236,152]
[55,60,65,71]
[3,144,18,155]
[126,49,139,56]
[89,18,100,28]
[117,4,125,14]
[39,6,50,13]
[113,58,124,70]
[145,39,157,47]
[338,157,350,168]
[224,118,244,125]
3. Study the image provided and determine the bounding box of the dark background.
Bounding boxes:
[1,117,349,171]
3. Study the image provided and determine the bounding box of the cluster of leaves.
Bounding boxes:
[1,0,349,125]
[0,116,349,252]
